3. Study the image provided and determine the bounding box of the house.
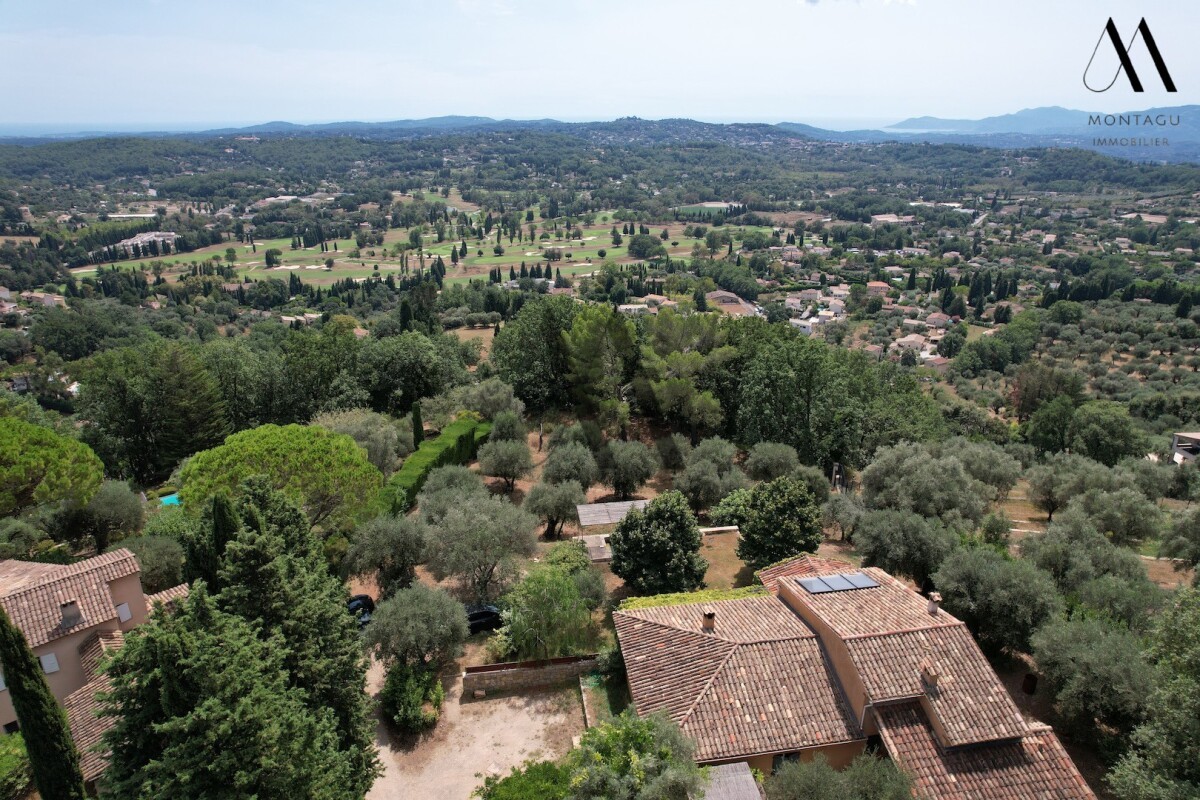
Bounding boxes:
[1171,432,1200,465]
[790,318,822,336]
[893,333,927,352]
[0,550,188,784]
[18,291,67,308]
[0,287,9,301]
[866,281,890,297]
[617,304,652,316]
[798,288,822,303]
[705,290,756,317]
[614,556,1095,799]
[925,312,951,328]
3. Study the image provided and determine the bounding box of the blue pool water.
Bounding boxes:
[160,493,180,506]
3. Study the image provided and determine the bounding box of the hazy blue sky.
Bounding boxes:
[0,0,1195,131]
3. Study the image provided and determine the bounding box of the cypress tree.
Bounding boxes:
[412,401,424,448]
[0,608,87,800]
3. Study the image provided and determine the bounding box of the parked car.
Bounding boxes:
[466,604,502,635]
[348,594,375,628]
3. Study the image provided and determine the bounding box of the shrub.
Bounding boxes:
[489,411,526,442]
[542,441,598,489]
[380,418,490,512]
[0,733,32,800]
[474,760,570,800]
[654,434,691,472]
[479,440,533,492]
[745,442,800,481]
[379,664,445,734]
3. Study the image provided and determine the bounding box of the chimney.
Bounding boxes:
[919,656,940,689]
[60,600,82,629]
[927,592,942,617]
[701,609,716,633]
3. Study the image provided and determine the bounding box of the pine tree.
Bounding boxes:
[101,588,357,800]
[412,401,424,448]
[0,608,87,800]
[183,494,241,591]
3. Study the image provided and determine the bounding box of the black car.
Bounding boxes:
[466,604,502,635]
[348,594,375,628]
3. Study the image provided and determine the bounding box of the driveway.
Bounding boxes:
[366,659,585,800]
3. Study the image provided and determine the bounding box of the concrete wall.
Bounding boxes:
[463,656,597,695]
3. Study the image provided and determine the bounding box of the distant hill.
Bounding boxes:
[886,105,1200,136]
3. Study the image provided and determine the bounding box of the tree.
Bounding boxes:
[364,584,468,669]
[745,442,800,481]
[567,711,703,800]
[1024,452,1112,521]
[77,480,144,552]
[542,441,598,489]
[1161,506,1200,584]
[737,475,823,570]
[411,401,424,448]
[77,341,229,485]
[504,565,594,661]
[822,493,865,542]
[1107,588,1200,799]
[599,440,658,500]
[525,481,585,539]
[213,482,378,794]
[1025,395,1075,455]
[1021,507,1146,594]
[101,588,357,800]
[179,424,383,529]
[766,754,912,800]
[609,491,707,595]
[0,417,103,517]
[181,493,241,591]
[489,410,526,442]
[342,516,429,598]
[674,459,747,512]
[113,535,184,594]
[478,439,533,492]
[1069,400,1144,466]
[564,305,636,407]
[0,607,86,800]
[1031,615,1151,734]
[313,408,410,477]
[710,487,752,529]
[428,495,538,601]
[1067,487,1162,547]
[625,234,667,260]
[933,549,1063,654]
[417,465,488,525]
[861,444,990,526]
[490,295,577,411]
[856,510,959,588]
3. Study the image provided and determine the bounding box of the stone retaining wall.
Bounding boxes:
[463,655,597,695]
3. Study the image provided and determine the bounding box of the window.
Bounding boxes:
[116,602,132,623]
[0,671,5,691]
[2,722,17,735]
[772,752,801,773]
[39,653,59,675]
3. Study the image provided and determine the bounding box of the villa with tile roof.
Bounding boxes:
[0,549,188,784]
[614,554,1095,799]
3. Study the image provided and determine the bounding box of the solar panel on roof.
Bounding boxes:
[819,573,856,591]
[798,577,835,594]
[797,571,880,594]
[845,572,880,589]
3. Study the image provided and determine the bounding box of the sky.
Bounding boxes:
[0,0,1196,132]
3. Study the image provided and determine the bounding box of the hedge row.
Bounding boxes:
[381,418,492,513]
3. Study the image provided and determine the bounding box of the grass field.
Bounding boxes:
[68,207,778,291]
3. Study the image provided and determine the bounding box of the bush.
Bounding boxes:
[599,441,658,500]
[654,434,692,472]
[479,440,533,492]
[0,733,32,800]
[474,760,570,800]
[380,417,490,512]
[710,488,752,529]
[379,664,445,734]
[542,441,598,489]
[746,442,800,481]
[489,411,526,442]
[112,536,184,594]
[737,476,823,570]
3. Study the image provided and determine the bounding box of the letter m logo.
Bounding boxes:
[1084,18,1177,92]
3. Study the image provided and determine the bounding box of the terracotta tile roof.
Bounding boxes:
[758,554,855,590]
[615,596,862,761]
[0,550,140,649]
[144,584,190,613]
[845,625,1027,746]
[63,677,113,784]
[875,703,1096,800]
[78,629,124,681]
[782,568,962,638]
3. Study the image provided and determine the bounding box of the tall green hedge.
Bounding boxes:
[381,418,492,513]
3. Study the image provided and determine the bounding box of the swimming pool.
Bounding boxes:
[160,493,180,506]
